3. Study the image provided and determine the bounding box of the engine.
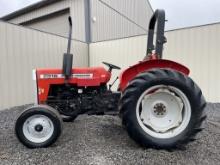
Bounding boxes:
[46,84,120,117]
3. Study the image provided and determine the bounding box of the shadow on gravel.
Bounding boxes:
[0,104,219,165]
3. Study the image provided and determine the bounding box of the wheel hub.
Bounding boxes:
[23,115,54,143]
[138,86,190,136]
[153,102,167,117]
[35,124,43,132]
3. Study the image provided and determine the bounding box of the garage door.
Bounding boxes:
[22,10,70,37]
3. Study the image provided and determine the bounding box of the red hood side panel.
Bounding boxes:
[36,67,111,102]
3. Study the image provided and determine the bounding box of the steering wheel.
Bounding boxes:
[102,62,121,72]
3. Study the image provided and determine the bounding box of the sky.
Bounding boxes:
[0,0,41,17]
[0,0,220,30]
[149,0,220,29]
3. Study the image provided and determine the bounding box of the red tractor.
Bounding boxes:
[15,9,206,149]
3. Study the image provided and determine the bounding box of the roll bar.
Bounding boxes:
[146,9,166,59]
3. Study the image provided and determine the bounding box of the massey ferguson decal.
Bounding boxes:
[72,74,93,79]
[40,74,93,79]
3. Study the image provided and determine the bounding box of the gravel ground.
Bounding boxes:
[0,103,219,165]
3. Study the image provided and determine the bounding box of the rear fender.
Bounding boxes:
[119,59,190,91]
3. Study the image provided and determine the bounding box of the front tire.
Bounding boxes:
[15,105,62,148]
[120,69,206,149]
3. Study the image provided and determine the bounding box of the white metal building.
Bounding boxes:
[0,0,220,109]
[1,0,153,42]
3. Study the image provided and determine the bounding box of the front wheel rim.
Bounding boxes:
[22,114,54,143]
[136,85,191,139]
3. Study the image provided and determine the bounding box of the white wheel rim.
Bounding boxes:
[23,115,54,143]
[136,85,191,139]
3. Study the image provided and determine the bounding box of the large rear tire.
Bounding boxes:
[119,69,206,149]
[15,105,62,148]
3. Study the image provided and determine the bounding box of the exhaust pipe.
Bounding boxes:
[62,16,73,79]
